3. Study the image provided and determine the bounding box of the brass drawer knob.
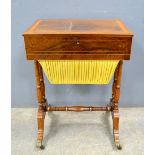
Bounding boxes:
[73,37,80,45]
[76,40,80,45]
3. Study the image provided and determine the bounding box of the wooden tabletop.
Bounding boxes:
[23,19,133,36]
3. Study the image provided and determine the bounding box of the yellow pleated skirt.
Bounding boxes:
[39,60,119,84]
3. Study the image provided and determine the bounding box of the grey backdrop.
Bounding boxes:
[12,0,144,107]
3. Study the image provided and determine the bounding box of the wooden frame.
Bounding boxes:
[34,60,123,150]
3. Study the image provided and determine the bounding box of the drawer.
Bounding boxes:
[24,35,132,60]
[24,35,131,53]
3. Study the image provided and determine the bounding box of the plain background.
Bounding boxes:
[11,0,144,107]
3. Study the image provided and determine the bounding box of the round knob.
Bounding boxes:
[76,40,80,45]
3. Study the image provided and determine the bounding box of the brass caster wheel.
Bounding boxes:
[115,143,122,150]
[36,140,45,150]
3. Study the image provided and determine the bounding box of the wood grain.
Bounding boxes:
[23,19,133,35]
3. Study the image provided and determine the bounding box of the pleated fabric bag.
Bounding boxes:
[39,60,119,84]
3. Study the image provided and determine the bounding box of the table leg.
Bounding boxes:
[34,60,47,149]
[112,60,123,150]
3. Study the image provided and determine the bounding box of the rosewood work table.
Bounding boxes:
[23,19,133,150]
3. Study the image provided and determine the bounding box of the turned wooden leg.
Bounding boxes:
[37,106,45,149]
[112,60,123,150]
[112,109,122,149]
[108,64,118,107]
[34,60,46,149]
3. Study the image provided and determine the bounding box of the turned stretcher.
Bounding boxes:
[23,19,133,150]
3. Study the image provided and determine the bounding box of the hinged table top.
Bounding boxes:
[23,19,133,36]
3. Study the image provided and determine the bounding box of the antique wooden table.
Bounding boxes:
[23,19,133,150]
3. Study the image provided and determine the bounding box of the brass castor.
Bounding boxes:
[36,140,45,150]
[115,143,122,150]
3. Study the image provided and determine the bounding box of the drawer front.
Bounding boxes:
[24,35,132,60]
